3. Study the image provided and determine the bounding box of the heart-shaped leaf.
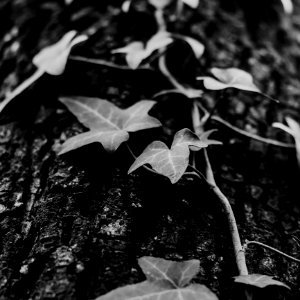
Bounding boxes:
[59,97,161,153]
[234,274,290,290]
[197,68,261,93]
[33,31,88,75]
[112,31,173,69]
[128,128,221,183]
[95,256,218,300]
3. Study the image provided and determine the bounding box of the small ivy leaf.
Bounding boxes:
[273,117,300,166]
[234,274,290,290]
[182,0,199,9]
[138,256,200,288]
[173,34,205,59]
[197,68,261,93]
[128,128,220,183]
[33,31,88,75]
[59,97,161,154]
[198,130,222,148]
[122,0,132,12]
[281,0,293,14]
[112,31,173,69]
[95,256,218,300]
[148,0,173,9]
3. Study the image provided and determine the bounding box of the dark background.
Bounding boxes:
[0,0,299,299]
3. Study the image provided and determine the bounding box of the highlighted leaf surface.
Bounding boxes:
[273,116,300,166]
[128,128,221,183]
[95,256,218,300]
[234,274,290,289]
[33,31,88,75]
[59,97,161,153]
[198,68,260,93]
[138,256,200,288]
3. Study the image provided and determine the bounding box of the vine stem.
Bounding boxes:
[154,5,248,275]
[192,103,249,276]
[194,101,294,149]
[244,240,300,263]
[0,69,44,114]
[69,55,152,70]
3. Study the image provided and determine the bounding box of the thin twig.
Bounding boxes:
[69,55,152,70]
[211,116,295,148]
[244,240,300,263]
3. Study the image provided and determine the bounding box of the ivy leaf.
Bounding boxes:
[234,274,290,290]
[122,0,132,12]
[112,31,173,69]
[273,117,300,166]
[281,0,293,14]
[33,31,88,75]
[148,0,173,9]
[0,31,88,115]
[95,256,218,300]
[138,256,200,288]
[59,97,161,154]
[128,128,221,183]
[182,0,199,9]
[197,68,261,93]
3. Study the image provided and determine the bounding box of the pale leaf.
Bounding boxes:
[138,256,200,288]
[273,117,300,166]
[198,68,260,93]
[59,97,161,153]
[96,282,218,300]
[148,0,173,9]
[281,0,293,14]
[95,256,218,300]
[182,0,199,9]
[122,0,132,12]
[234,274,290,289]
[112,32,173,69]
[33,31,88,75]
[128,128,220,183]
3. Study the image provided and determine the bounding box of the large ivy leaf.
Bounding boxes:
[234,274,290,290]
[138,256,200,288]
[95,256,218,300]
[59,97,161,154]
[198,68,260,93]
[112,31,173,69]
[128,128,221,183]
[33,31,88,75]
